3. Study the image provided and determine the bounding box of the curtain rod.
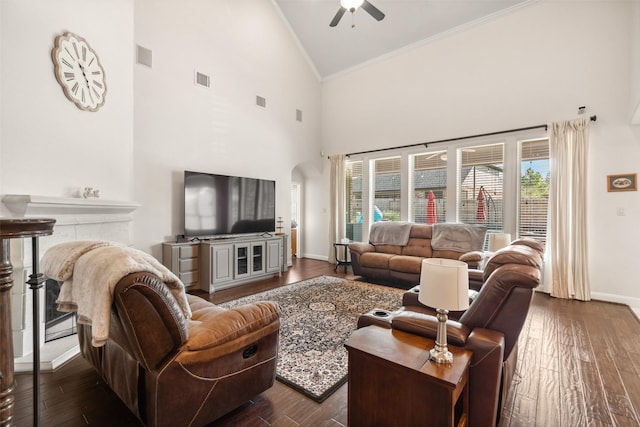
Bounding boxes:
[341,115,597,158]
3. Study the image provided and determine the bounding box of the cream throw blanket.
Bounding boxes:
[432,223,487,252]
[41,241,192,347]
[369,221,413,246]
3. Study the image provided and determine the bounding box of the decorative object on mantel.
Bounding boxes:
[51,32,107,112]
[0,218,56,427]
[275,216,284,235]
[607,173,637,192]
[82,187,100,198]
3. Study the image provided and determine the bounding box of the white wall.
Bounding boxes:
[133,0,321,258]
[317,0,640,305]
[0,0,321,262]
[632,0,640,123]
[0,0,134,210]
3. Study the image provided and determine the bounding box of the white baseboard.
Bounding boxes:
[537,288,640,311]
[301,253,329,262]
[590,291,640,309]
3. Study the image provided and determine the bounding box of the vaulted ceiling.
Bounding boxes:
[273,0,531,80]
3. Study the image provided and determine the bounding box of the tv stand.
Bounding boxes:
[162,234,286,293]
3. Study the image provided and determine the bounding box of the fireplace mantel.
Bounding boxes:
[2,195,140,224]
[1,194,140,371]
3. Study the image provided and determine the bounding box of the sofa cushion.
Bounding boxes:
[408,224,433,239]
[401,237,432,258]
[388,255,423,274]
[359,252,394,269]
[373,244,402,255]
[187,301,280,350]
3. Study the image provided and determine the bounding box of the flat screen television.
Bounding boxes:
[184,170,276,238]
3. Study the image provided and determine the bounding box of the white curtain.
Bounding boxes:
[328,155,346,264]
[548,117,591,301]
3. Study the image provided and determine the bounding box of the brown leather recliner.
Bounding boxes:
[78,271,281,427]
[358,238,544,427]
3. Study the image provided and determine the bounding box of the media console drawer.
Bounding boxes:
[162,241,201,289]
[179,244,199,258]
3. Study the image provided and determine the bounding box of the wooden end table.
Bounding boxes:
[345,325,471,427]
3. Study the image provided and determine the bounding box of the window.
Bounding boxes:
[343,130,548,246]
[458,144,504,232]
[519,138,549,244]
[373,157,401,222]
[410,151,447,224]
[346,160,363,242]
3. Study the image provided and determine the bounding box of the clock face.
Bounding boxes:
[52,32,107,112]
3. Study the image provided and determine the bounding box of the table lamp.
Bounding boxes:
[418,258,469,364]
[488,232,511,252]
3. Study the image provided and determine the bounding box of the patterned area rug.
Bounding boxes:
[220,275,404,402]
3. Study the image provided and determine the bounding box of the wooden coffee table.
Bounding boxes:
[345,325,471,427]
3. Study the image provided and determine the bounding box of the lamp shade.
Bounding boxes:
[418,258,469,311]
[488,233,511,252]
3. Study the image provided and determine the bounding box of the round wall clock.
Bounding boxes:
[51,32,107,112]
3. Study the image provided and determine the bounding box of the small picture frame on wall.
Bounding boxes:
[607,173,637,192]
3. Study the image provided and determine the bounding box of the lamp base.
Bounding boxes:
[429,308,454,364]
[429,347,453,364]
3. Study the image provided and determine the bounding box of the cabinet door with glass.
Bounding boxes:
[235,243,250,279]
[251,242,266,275]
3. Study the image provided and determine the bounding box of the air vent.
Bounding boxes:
[195,71,210,88]
[296,109,303,122]
[136,45,152,68]
[256,96,266,108]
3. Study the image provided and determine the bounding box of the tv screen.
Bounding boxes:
[184,171,276,238]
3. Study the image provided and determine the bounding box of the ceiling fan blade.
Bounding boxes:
[329,7,347,27]
[361,0,385,21]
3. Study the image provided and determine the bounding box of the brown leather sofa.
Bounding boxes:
[357,238,544,427]
[78,271,281,427]
[348,223,484,286]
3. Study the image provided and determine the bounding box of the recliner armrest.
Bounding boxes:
[348,242,375,255]
[391,311,470,346]
[459,250,483,269]
[114,272,190,371]
[401,287,478,321]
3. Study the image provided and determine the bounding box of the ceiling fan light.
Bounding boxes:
[340,0,364,11]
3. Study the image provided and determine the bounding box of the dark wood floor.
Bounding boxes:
[11,258,640,426]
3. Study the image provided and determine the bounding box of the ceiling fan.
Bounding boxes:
[330,0,385,28]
